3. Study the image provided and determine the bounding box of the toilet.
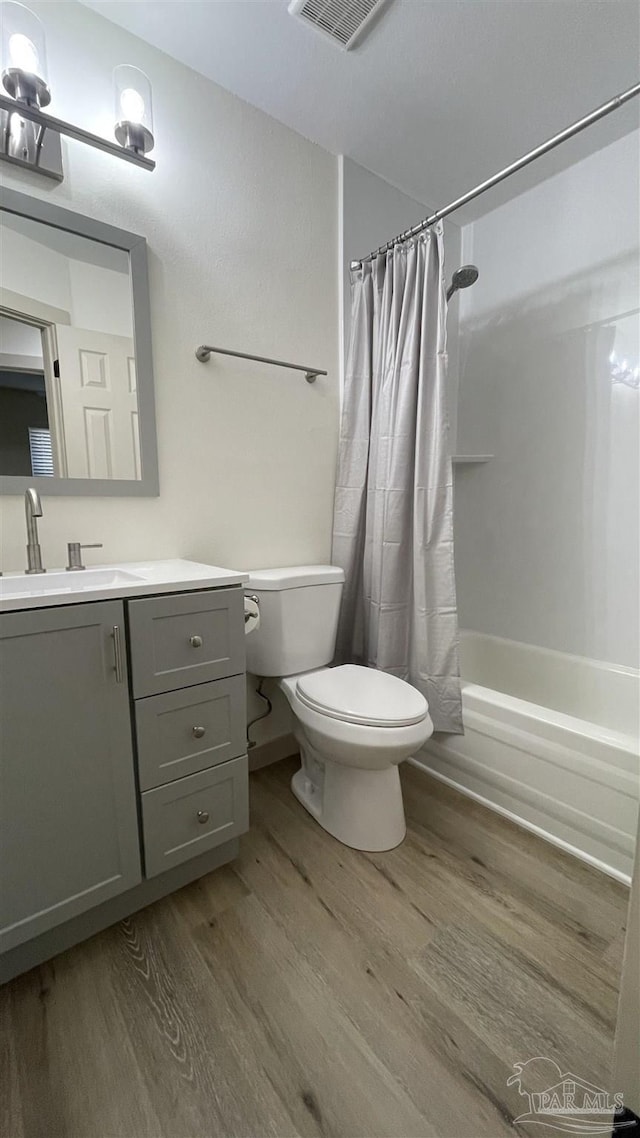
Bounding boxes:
[245,565,434,851]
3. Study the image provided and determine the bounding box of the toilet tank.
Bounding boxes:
[245,565,345,677]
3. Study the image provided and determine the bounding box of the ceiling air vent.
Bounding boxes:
[288,0,389,50]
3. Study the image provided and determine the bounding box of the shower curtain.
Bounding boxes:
[332,223,463,733]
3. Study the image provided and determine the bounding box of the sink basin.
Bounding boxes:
[1,568,145,599]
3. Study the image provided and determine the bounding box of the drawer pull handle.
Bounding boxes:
[112,625,124,684]
[190,635,203,648]
[197,810,209,824]
[192,726,206,739]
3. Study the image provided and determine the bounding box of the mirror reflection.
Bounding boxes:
[0,213,141,480]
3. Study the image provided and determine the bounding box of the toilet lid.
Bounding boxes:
[296,665,428,727]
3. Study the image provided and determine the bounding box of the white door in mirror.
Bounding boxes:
[56,326,140,480]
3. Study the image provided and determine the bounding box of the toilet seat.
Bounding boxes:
[296,664,428,727]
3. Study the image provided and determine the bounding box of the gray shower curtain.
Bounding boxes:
[332,224,463,733]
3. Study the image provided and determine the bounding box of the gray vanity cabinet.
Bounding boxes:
[0,601,142,952]
[0,579,248,985]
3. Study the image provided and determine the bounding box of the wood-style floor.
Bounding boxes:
[1,757,629,1138]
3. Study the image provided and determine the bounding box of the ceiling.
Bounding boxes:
[83,0,640,221]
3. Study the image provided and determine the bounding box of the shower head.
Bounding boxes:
[446,264,479,302]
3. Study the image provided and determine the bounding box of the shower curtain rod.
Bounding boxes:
[350,82,640,270]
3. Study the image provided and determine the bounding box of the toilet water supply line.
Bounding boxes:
[246,679,272,750]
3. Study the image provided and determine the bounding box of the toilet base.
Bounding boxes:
[291,756,406,852]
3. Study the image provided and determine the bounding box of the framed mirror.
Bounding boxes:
[0,188,158,496]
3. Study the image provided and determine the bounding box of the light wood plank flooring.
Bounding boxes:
[0,757,629,1138]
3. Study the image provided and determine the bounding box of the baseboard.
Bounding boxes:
[248,732,298,772]
[409,755,633,886]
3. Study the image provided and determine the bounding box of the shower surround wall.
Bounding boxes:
[455,130,639,669]
[418,130,640,880]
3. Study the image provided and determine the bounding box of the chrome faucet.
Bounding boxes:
[25,488,45,574]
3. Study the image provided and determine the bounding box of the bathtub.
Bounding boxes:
[415,631,640,882]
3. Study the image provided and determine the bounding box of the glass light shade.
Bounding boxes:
[1,2,49,107]
[114,64,154,155]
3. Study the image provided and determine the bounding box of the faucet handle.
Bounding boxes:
[66,542,103,571]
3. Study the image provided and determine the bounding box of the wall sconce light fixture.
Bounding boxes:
[2,2,50,107]
[114,64,154,156]
[0,2,156,182]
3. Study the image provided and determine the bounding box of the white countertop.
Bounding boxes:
[0,559,249,613]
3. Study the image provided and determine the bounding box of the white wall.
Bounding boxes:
[454,131,640,668]
[1,227,133,337]
[0,317,43,360]
[1,227,73,313]
[0,0,339,583]
[67,260,133,338]
[340,157,462,446]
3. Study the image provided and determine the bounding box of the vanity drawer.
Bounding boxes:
[127,588,245,697]
[135,676,246,790]
[141,756,248,878]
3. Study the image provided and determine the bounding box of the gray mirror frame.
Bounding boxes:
[0,187,159,497]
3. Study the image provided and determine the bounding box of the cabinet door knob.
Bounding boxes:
[192,726,206,739]
[189,635,203,648]
[197,810,209,824]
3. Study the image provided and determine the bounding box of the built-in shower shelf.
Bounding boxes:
[452,455,493,465]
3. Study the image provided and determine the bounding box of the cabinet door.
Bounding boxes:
[0,601,141,953]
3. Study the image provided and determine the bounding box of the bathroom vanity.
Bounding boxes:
[0,560,249,984]
[0,192,251,983]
